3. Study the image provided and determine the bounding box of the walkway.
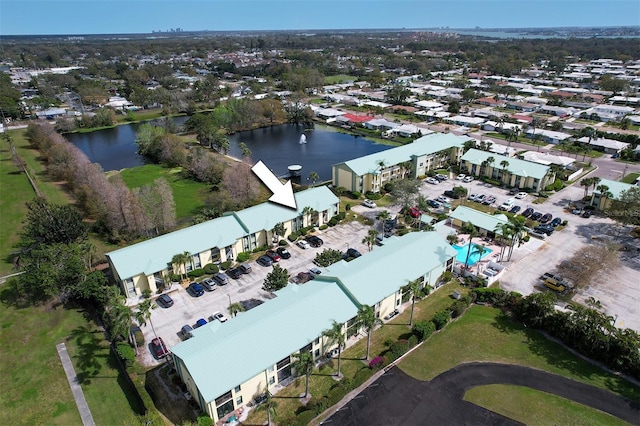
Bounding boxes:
[322,363,640,425]
[56,342,96,426]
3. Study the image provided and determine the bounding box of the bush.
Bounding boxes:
[369,355,385,369]
[449,299,469,318]
[345,203,351,211]
[337,212,346,220]
[116,342,135,367]
[561,220,568,226]
[364,191,382,200]
[390,339,411,359]
[252,245,268,253]
[350,191,362,199]
[412,320,436,341]
[553,179,563,190]
[169,273,181,282]
[384,182,394,192]
[220,260,232,270]
[319,224,328,230]
[432,310,450,330]
[187,268,205,278]
[288,232,299,241]
[473,287,506,304]
[197,415,213,426]
[141,289,152,299]
[236,252,251,263]
[203,263,219,274]
[327,217,339,227]
[278,239,289,246]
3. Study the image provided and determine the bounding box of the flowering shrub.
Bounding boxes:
[368,355,385,369]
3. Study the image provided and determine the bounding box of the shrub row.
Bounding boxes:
[187,268,205,278]
[287,225,315,241]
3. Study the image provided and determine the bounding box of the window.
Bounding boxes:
[192,254,201,269]
[234,385,241,393]
[314,338,320,345]
[300,343,312,353]
[268,377,275,385]
[236,396,243,406]
[276,356,290,370]
[314,349,320,358]
[124,278,136,297]
[215,391,233,407]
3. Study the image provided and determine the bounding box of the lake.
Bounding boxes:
[68,120,391,180]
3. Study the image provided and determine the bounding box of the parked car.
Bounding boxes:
[582,210,592,218]
[499,198,515,211]
[156,294,174,308]
[509,205,521,214]
[475,194,486,203]
[544,278,566,293]
[276,247,291,259]
[187,282,205,297]
[210,311,228,323]
[238,263,252,274]
[435,196,450,204]
[265,250,282,262]
[305,235,323,247]
[227,267,243,279]
[507,188,518,196]
[213,272,229,286]
[425,177,439,185]
[530,211,543,221]
[528,230,546,239]
[482,195,496,205]
[572,207,583,215]
[435,174,448,181]
[456,174,466,181]
[151,337,168,358]
[181,324,194,340]
[515,192,528,199]
[309,266,322,275]
[257,255,273,267]
[443,189,457,199]
[540,213,553,223]
[195,318,208,328]
[463,175,474,183]
[522,207,534,218]
[345,248,362,259]
[201,278,216,291]
[408,206,421,217]
[534,224,554,236]
[296,240,311,250]
[362,199,377,208]
[467,193,479,202]
[551,217,563,227]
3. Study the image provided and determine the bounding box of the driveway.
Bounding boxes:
[323,363,640,425]
[135,221,373,366]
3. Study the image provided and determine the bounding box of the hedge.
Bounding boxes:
[412,320,436,341]
[432,310,451,330]
[203,263,219,274]
[220,260,232,270]
[236,252,251,263]
[116,342,135,367]
[187,268,205,278]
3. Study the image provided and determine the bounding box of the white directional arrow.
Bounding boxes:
[251,160,297,210]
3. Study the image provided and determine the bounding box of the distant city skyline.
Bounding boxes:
[1,0,639,36]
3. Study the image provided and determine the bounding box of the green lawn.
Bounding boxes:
[324,74,358,84]
[118,164,211,219]
[399,305,640,402]
[622,172,639,184]
[0,282,142,425]
[465,384,629,426]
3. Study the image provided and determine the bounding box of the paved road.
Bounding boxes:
[323,363,640,426]
[56,342,96,426]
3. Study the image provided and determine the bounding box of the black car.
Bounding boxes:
[344,248,362,259]
[522,207,534,218]
[540,213,552,224]
[305,235,323,247]
[507,188,518,195]
[227,268,243,279]
[509,205,521,214]
[534,225,554,236]
[530,211,543,221]
[582,210,592,218]
[257,255,273,267]
[277,247,291,259]
[187,282,205,297]
[156,294,174,308]
[551,217,563,227]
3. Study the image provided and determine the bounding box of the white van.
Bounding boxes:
[499,198,515,211]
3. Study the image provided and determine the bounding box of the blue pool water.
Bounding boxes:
[453,243,493,266]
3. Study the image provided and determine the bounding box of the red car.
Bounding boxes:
[265,250,281,262]
[408,207,421,218]
[151,337,168,358]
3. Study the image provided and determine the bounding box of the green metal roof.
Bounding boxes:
[449,206,509,234]
[461,148,550,180]
[592,178,634,199]
[170,279,358,403]
[334,133,467,176]
[323,231,458,307]
[106,186,338,280]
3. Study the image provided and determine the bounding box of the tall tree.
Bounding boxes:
[323,320,346,377]
[463,224,479,269]
[135,299,158,341]
[355,304,382,360]
[308,171,319,186]
[262,264,290,291]
[20,199,88,247]
[407,279,423,326]
[291,351,314,398]
[171,251,191,281]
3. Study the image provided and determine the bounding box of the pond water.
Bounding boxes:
[68,120,391,180]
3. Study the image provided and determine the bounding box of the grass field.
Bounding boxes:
[622,172,639,184]
[399,305,640,402]
[0,282,142,425]
[118,164,210,219]
[465,384,629,426]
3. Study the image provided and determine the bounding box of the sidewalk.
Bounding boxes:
[56,342,96,426]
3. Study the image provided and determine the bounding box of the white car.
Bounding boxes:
[435,196,450,203]
[425,177,439,185]
[463,176,474,183]
[456,174,466,181]
[515,192,528,199]
[211,311,228,323]
[297,240,311,249]
[362,199,377,208]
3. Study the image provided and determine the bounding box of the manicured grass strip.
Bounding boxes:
[465,384,630,426]
[622,172,639,184]
[398,305,640,402]
[118,164,210,219]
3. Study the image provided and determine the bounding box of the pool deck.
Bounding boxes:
[454,237,503,273]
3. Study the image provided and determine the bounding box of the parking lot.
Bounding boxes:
[136,221,373,366]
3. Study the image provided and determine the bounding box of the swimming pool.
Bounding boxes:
[453,243,493,266]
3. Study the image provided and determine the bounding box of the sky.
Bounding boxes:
[1,0,639,36]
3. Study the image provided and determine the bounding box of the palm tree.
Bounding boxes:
[228,302,245,317]
[590,177,601,195]
[475,244,490,274]
[499,160,510,184]
[507,127,520,148]
[255,389,277,426]
[596,184,612,209]
[171,251,191,281]
[135,299,158,341]
[106,301,135,353]
[407,279,423,326]
[580,177,592,198]
[464,225,479,269]
[323,320,345,377]
[308,171,319,186]
[377,210,391,222]
[362,231,377,252]
[582,127,596,161]
[355,305,382,360]
[271,222,286,244]
[291,352,314,398]
[446,233,458,245]
[495,223,513,262]
[505,216,527,261]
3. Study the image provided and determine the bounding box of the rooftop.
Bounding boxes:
[461,148,550,180]
[593,178,635,199]
[449,206,509,234]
